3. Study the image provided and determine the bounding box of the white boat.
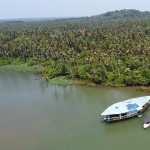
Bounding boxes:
[144,117,150,129]
[101,96,150,122]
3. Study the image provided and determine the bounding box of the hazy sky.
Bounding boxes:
[0,0,150,19]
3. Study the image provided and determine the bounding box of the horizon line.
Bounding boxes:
[0,8,149,21]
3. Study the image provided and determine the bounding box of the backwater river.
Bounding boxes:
[0,70,150,150]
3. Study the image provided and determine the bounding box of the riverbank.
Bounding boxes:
[48,76,97,86]
[0,64,43,73]
[48,78,150,93]
[0,58,43,73]
[0,61,96,86]
[0,61,150,91]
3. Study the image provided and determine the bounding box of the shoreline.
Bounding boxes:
[0,64,150,91]
[0,64,42,73]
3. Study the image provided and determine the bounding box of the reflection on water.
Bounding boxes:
[0,70,150,150]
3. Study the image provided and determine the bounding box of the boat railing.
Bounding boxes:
[104,113,137,121]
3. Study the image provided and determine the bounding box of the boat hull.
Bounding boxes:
[144,123,150,129]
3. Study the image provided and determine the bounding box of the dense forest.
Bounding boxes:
[0,9,150,86]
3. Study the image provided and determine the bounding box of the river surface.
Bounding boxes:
[0,71,150,150]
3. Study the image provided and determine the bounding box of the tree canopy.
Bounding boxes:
[0,9,150,86]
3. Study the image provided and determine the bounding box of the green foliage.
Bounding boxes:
[0,58,11,66]
[0,9,150,86]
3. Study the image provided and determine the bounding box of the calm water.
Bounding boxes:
[0,71,150,150]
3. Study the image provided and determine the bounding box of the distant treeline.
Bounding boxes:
[0,9,150,86]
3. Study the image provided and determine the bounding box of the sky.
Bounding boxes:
[0,0,150,19]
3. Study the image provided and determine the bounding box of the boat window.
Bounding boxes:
[110,114,120,117]
[121,113,127,116]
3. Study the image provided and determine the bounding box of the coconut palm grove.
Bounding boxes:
[0,9,150,86]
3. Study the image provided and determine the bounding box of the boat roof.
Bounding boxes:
[101,96,150,116]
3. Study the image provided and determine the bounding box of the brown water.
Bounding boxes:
[0,70,150,150]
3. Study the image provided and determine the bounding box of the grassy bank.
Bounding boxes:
[1,61,150,91]
[0,64,96,86]
[0,64,42,73]
[48,76,97,86]
[0,58,96,86]
[0,58,43,73]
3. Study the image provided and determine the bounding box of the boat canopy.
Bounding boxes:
[101,96,150,116]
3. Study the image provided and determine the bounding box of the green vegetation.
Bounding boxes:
[0,9,150,86]
[48,76,97,86]
[0,63,42,72]
[0,58,43,73]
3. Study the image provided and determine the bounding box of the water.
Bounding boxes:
[0,70,150,150]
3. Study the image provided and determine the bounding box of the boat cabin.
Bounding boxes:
[101,96,150,122]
